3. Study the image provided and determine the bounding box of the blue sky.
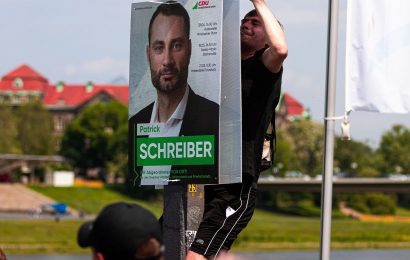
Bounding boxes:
[1,0,409,147]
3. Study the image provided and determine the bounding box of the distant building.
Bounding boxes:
[0,64,128,136]
[0,64,309,135]
[276,92,311,128]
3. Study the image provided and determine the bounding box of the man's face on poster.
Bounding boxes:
[147,14,191,94]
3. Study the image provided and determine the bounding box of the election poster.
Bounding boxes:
[129,0,241,185]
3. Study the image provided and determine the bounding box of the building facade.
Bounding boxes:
[0,64,128,136]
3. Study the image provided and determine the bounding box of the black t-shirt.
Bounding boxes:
[241,48,283,180]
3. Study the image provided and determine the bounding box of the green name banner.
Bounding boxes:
[136,135,215,166]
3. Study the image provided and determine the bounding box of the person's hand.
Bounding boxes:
[250,0,265,4]
[186,250,206,260]
[215,251,244,260]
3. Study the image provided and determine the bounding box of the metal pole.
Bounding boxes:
[186,184,205,248]
[163,185,187,260]
[320,0,339,259]
[163,184,205,259]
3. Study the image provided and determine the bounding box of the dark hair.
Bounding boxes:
[243,9,283,29]
[244,9,258,19]
[148,1,190,44]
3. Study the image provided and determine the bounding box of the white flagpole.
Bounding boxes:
[320,0,339,259]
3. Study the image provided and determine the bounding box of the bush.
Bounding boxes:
[367,193,396,214]
[345,193,396,215]
[397,193,410,209]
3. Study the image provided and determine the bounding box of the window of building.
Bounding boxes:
[11,94,19,104]
[54,116,65,131]
[56,98,65,106]
[13,78,24,88]
[56,81,64,92]
[86,81,93,93]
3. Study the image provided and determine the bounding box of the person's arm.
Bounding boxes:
[251,0,288,73]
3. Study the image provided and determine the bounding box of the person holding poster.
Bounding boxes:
[129,1,219,185]
[188,0,288,258]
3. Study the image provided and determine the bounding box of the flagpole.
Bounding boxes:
[320,0,339,259]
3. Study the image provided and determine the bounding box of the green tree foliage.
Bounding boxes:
[107,123,129,181]
[344,193,396,215]
[16,101,55,155]
[273,131,298,176]
[397,193,410,209]
[0,104,20,153]
[60,101,128,172]
[280,120,324,176]
[378,124,410,174]
[334,138,380,177]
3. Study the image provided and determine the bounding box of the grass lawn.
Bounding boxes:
[0,219,87,255]
[395,207,410,216]
[2,185,409,254]
[2,210,410,255]
[29,184,163,216]
[232,209,410,251]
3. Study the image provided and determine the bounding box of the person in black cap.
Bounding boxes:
[0,248,7,260]
[77,202,163,260]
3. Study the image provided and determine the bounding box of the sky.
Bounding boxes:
[1,0,410,148]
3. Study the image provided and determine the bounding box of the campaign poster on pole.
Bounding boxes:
[129,0,241,186]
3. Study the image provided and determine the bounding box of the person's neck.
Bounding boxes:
[241,43,267,60]
[241,45,257,60]
[156,85,187,123]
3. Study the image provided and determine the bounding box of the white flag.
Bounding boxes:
[345,0,410,114]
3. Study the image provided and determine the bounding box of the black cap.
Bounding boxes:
[77,202,162,258]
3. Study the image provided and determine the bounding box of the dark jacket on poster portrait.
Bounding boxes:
[129,88,219,184]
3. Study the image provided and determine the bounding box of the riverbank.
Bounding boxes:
[2,211,410,255]
[2,185,410,255]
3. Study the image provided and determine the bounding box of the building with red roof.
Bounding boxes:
[276,92,311,128]
[0,64,128,135]
[0,64,309,135]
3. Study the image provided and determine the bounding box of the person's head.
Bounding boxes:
[241,10,284,54]
[147,1,191,95]
[241,10,268,52]
[77,202,163,260]
[0,248,7,260]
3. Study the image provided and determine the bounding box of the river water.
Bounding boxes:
[8,249,410,260]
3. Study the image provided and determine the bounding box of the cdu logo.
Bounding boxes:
[193,1,210,10]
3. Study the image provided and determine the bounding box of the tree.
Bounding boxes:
[378,124,410,174]
[334,138,380,177]
[0,104,20,154]
[16,101,55,155]
[60,100,128,175]
[273,130,298,176]
[107,123,129,182]
[280,120,324,176]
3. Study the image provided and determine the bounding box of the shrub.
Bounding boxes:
[397,193,410,209]
[345,193,396,215]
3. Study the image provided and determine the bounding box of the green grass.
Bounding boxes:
[2,185,408,255]
[0,185,163,255]
[232,209,410,251]
[29,184,163,216]
[395,207,410,216]
[0,219,87,255]
[2,210,410,255]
